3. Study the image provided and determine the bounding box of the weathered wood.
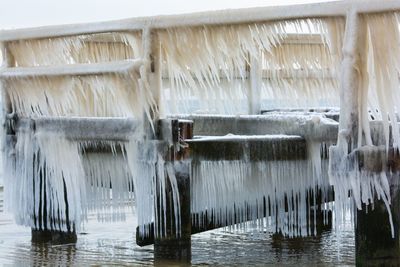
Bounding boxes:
[31,164,77,244]
[173,114,338,142]
[353,148,400,265]
[139,186,334,245]
[154,161,191,262]
[31,229,77,244]
[355,181,400,266]
[147,120,193,262]
[188,135,307,161]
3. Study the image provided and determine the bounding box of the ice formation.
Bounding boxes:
[328,11,400,237]
[7,32,142,67]
[159,17,344,114]
[6,74,151,117]
[191,135,332,237]
[1,29,180,238]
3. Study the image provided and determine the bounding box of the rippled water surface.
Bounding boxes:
[0,210,355,266]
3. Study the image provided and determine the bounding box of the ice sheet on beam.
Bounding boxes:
[16,117,138,141]
[0,59,143,78]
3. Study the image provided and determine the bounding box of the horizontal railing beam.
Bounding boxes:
[173,114,339,142]
[0,59,143,79]
[0,0,399,41]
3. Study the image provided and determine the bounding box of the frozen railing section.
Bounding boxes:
[4,32,142,67]
[0,27,160,235]
[159,18,344,114]
[4,114,185,236]
[3,115,137,230]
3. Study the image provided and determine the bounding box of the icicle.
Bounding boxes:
[362,12,400,150]
[7,32,142,67]
[4,130,87,232]
[81,151,134,222]
[191,141,330,237]
[159,17,344,115]
[6,74,149,118]
[125,139,182,238]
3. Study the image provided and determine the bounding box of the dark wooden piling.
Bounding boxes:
[153,120,193,263]
[355,148,400,266]
[154,161,191,263]
[31,168,77,244]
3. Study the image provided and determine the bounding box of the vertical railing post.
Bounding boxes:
[336,9,363,153]
[248,52,262,115]
[0,42,12,118]
[330,8,400,265]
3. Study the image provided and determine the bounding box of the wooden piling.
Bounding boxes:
[355,149,400,266]
[153,120,193,263]
[31,167,77,244]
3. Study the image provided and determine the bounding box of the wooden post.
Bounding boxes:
[153,120,193,263]
[355,192,400,266]
[355,149,400,266]
[335,9,363,153]
[1,42,12,119]
[248,52,262,115]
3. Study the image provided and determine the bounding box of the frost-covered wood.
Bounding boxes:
[0,0,399,41]
[0,59,143,78]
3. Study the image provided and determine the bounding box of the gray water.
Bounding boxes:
[0,210,355,266]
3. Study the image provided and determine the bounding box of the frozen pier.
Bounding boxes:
[1,0,400,265]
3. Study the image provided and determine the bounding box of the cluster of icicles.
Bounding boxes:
[1,12,400,239]
[191,141,333,237]
[2,31,174,237]
[4,129,180,235]
[159,17,344,114]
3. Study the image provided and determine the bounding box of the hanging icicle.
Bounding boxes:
[159,17,344,114]
[7,32,142,67]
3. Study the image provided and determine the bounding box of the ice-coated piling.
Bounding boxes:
[135,120,193,262]
[355,148,400,266]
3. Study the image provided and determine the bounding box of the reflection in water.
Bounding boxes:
[0,211,354,266]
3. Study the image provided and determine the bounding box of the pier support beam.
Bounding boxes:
[355,195,400,266]
[31,173,77,244]
[153,120,193,263]
[154,161,191,263]
[355,150,400,266]
[31,229,77,244]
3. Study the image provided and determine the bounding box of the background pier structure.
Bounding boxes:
[1,0,400,264]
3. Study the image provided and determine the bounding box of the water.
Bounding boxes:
[0,210,355,266]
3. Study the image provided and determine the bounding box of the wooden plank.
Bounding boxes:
[173,114,339,142]
[188,135,307,161]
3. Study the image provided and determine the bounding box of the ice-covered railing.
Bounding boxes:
[0,28,157,234]
[329,9,400,236]
[1,0,400,240]
[159,18,344,114]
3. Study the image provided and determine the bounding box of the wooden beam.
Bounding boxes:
[0,59,143,79]
[15,117,138,141]
[1,1,399,41]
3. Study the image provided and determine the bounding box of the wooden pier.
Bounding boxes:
[1,1,400,266]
